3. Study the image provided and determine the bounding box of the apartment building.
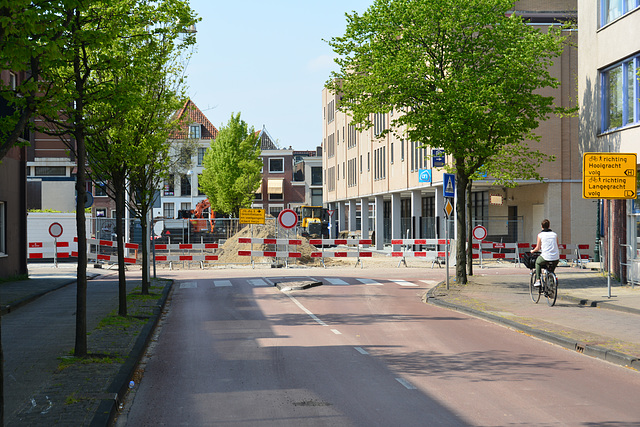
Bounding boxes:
[323,1,593,251]
[579,1,640,281]
[158,99,218,219]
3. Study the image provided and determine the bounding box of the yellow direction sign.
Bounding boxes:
[239,208,265,224]
[583,152,637,199]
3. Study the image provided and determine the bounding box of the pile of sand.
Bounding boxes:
[216,221,328,265]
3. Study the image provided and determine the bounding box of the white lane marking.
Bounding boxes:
[354,347,369,355]
[391,280,418,287]
[179,282,197,289]
[249,279,269,287]
[396,378,417,390]
[325,277,349,285]
[331,329,342,335]
[357,278,383,286]
[214,280,233,287]
[420,280,439,286]
[286,295,328,327]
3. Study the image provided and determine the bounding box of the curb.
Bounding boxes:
[90,279,174,427]
[425,284,640,371]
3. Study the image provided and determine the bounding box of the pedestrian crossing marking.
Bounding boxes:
[179,282,197,289]
[249,279,269,287]
[420,280,439,286]
[356,278,383,286]
[214,280,233,287]
[325,278,349,285]
[391,280,418,287]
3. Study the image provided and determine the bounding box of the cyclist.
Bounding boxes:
[530,219,559,287]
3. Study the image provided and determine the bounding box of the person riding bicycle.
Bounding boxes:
[530,219,559,287]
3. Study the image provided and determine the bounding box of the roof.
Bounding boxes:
[171,99,218,140]
[257,125,278,150]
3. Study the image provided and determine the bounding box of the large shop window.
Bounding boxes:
[602,57,638,132]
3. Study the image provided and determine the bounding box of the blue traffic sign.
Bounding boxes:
[443,173,455,198]
[418,169,432,183]
[432,149,445,168]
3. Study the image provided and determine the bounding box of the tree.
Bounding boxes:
[326,0,572,284]
[85,0,196,307]
[200,113,262,217]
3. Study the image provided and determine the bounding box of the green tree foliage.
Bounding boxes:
[200,113,262,217]
[85,0,197,301]
[326,0,573,283]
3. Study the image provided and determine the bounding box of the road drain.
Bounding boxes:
[576,344,585,353]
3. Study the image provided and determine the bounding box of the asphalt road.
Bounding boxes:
[117,268,640,426]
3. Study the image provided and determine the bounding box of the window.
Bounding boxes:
[601,0,640,26]
[269,193,284,201]
[347,124,357,148]
[9,72,17,90]
[270,206,283,217]
[348,158,357,187]
[327,133,335,158]
[327,100,335,123]
[163,202,175,219]
[327,166,336,192]
[373,147,386,180]
[34,166,65,176]
[269,157,284,173]
[181,202,191,211]
[602,57,639,131]
[255,191,262,201]
[189,124,201,139]
[401,139,405,161]
[197,147,206,166]
[94,182,107,197]
[181,175,191,196]
[311,167,322,185]
[198,174,206,195]
[373,113,386,136]
[0,201,5,256]
[311,188,323,206]
[390,142,394,164]
[164,175,174,196]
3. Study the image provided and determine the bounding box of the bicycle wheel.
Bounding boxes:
[529,270,540,303]
[545,271,558,307]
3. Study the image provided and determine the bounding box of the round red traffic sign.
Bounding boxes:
[49,222,63,238]
[277,209,298,229]
[472,225,487,241]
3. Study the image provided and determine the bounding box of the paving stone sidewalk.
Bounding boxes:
[426,266,640,370]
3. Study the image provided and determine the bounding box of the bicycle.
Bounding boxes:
[528,253,558,307]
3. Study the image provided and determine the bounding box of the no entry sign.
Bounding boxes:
[278,209,298,229]
[49,222,63,238]
[472,225,487,241]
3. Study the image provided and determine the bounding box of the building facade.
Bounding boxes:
[0,69,28,277]
[579,1,640,281]
[322,1,593,252]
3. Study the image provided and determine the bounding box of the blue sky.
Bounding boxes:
[184,0,373,151]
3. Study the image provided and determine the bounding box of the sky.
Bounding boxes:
[184,0,373,151]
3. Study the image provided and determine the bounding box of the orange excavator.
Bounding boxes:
[189,198,215,233]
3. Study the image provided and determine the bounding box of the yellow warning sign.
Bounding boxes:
[239,208,265,224]
[583,152,637,199]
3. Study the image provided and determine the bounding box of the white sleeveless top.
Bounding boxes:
[538,230,559,261]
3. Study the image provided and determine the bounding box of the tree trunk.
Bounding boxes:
[74,128,88,357]
[115,185,127,316]
[467,179,473,277]
[141,209,149,295]
[455,160,469,284]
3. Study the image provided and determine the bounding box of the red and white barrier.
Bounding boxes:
[28,241,75,259]
[155,254,219,262]
[309,239,372,246]
[238,238,302,245]
[311,251,372,258]
[154,243,219,250]
[238,250,301,258]
[28,237,140,264]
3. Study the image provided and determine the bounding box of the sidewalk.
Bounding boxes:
[1,263,170,426]
[426,264,640,370]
